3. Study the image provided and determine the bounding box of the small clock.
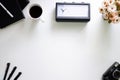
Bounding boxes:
[56,2,90,22]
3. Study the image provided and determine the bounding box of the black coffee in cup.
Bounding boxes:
[29,5,42,18]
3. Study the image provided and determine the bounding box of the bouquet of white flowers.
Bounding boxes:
[99,0,120,23]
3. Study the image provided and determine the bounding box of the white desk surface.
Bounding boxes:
[0,0,120,80]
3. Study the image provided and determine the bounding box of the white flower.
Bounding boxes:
[102,0,110,7]
[102,13,109,19]
[107,4,117,12]
[113,17,120,23]
[109,0,114,4]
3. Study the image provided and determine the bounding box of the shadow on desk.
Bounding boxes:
[88,17,112,64]
[51,9,88,33]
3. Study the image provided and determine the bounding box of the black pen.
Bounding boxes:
[14,72,22,80]
[7,66,17,80]
[3,63,10,80]
[0,2,14,18]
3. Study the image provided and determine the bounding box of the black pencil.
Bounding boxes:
[14,72,22,80]
[3,63,10,80]
[7,66,17,80]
